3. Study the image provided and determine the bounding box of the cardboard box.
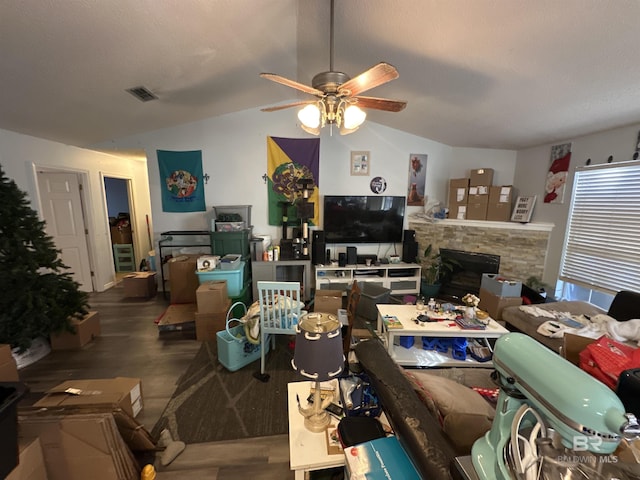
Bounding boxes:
[489,185,513,204]
[6,437,47,480]
[467,185,490,204]
[168,254,200,304]
[18,413,139,480]
[0,344,19,382]
[50,311,101,351]
[34,377,143,419]
[195,299,232,341]
[561,333,596,366]
[157,303,197,332]
[487,202,512,221]
[450,204,467,220]
[470,168,494,186]
[314,289,343,315]
[466,202,488,220]
[478,287,522,321]
[122,271,157,298]
[110,225,132,245]
[196,281,229,313]
[448,178,469,206]
[481,273,522,297]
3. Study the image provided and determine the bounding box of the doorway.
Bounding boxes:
[104,177,136,281]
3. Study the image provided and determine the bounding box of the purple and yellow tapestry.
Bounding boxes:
[157,150,206,213]
[266,137,320,226]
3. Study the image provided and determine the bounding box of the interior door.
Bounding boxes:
[37,171,93,292]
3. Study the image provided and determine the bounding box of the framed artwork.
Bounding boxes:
[350,151,370,176]
[511,195,537,223]
[544,142,571,204]
[407,153,427,206]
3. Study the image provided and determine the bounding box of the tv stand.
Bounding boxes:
[314,262,421,295]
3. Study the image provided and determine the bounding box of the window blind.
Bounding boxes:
[560,160,640,295]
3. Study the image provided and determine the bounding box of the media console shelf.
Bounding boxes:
[314,262,421,295]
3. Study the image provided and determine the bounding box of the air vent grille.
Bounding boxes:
[126,86,158,102]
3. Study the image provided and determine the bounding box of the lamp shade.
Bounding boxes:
[292,312,343,382]
[343,105,366,130]
[298,104,321,129]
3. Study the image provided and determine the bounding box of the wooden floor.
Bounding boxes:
[17,281,295,479]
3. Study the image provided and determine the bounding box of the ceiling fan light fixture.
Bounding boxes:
[298,104,321,129]
[343,105,366,130]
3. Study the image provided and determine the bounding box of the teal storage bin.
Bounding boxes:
[217,302,269,372]
[196,261,245,296]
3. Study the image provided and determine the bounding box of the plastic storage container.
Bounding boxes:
[356,283,392,322]
[196,261,245,296]
[0,383,28,479]
[210,205,252,231]
[217,302,268,372]
[210,230,252,257]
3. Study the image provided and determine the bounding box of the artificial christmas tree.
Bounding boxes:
[0,165,89,353]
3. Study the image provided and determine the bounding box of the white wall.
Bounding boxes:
[0,129,152,292]
[97,106,517,260]
[513,122,640,289]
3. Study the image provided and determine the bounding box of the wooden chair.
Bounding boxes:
[343,280,361,356]
[255,281,303,382]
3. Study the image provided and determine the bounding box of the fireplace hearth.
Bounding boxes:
[409,218,554,288]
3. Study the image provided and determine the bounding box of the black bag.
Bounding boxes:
[336,416,386,448]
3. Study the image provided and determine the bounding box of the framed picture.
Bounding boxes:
[350,151,370,176]
[544,142,571,204]
[511,195,537,223]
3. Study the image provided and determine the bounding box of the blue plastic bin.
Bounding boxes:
[216,302,269,372]
[399,336,415,349]
[197,261,245,296]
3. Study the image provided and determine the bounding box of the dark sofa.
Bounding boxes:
[354,340,466,480]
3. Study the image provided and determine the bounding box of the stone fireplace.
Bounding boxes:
[408,218,554,282]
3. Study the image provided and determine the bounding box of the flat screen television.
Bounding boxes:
[323,195,406,243]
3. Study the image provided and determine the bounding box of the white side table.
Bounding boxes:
[288,381,344,479]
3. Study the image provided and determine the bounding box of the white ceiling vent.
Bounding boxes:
[126,86,158,102]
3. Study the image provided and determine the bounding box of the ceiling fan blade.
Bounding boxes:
[353,96,407,112]
[339,62,400,97]
[261,100,315,112]
[260,73,324,96]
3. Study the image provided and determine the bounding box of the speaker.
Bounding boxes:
[402,241,419,263]
[312,230,325,243]
[347,246,357,265]
[338,252,347,267]
[403,229,416,243]
[311,231,327,265]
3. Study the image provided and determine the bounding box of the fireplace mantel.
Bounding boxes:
[408,216,555,282]
[418,218,554,232]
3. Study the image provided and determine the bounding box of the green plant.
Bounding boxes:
[0,165,89,352]
[525,275,551,294]
[419,244,458,285]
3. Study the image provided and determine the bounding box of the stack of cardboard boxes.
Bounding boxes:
[448,168,514,221]
[478,274,523,322]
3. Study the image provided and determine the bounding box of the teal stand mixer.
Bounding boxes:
[472,333,640,480]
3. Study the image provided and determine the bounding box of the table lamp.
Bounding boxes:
[292,312,344,432]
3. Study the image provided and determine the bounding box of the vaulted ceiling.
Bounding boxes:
[2,0,640,150]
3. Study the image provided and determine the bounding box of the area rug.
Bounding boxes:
[152,335,299,444]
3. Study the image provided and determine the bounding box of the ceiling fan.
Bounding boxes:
[260,0,407,135]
